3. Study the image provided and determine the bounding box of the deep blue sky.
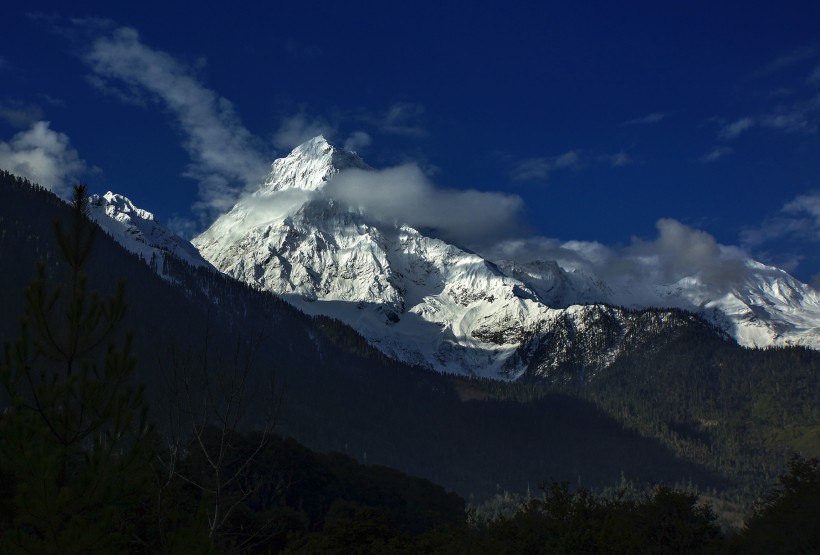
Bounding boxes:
[2,2,820,285]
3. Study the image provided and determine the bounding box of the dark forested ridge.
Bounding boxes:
[472,317,820,509]
[1,172,818,551]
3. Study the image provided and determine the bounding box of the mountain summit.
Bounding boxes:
[190,136,820,378]
[259,135,370,193]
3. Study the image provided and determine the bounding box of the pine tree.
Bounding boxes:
[0,184,154,554]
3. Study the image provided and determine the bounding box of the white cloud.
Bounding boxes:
[629,218,748,285]
[552,151,579,168]
[719,117,756,139]
[379,102,427,137]
[700,146,733,163]
[0,100,44,128]
[742,191,820,246]
[484,219,750,297]
[759,111,817,133]
[784,192,820,237]
[810,64,820,84]
[37,93,65,107]
[324,164,524,247]
[621,112,669,126]
[273,113,336,149]
[510,158,551,182]
[83,26,269,219]
[739,191,820,280]
[511,151,580,182]
[753,45,819,77]
[343,131,372,152]
[0,121,91,196]
[598,151,632,167]
[718,95,820,141]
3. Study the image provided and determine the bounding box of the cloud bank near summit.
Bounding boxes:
[482,218,752,298]
[324,165,524,247]
[320,165,763,297]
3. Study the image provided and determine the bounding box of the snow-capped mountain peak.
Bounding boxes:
[98,191,157,221]
[259,135,370,194]
[88,191,212,271]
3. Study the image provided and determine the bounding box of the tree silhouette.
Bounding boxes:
[0,184,153,554]
[736,455,820,554]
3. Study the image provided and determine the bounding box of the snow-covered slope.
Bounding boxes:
[88,192,212,272]
[194,137,561,377]
[193,136,820,378]
[496,257,820,350]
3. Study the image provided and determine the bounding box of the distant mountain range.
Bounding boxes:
[85,136,819,379]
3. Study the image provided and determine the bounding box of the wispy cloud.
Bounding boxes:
[809,64,820,85]
[752,45,819,77]
[82,25,269,222]
[740,191,820,278]
[0,100,44,128]
[37,93,65,107]
[273,113,336,149]
[510,150,581,181]
[718,99,820,140]
[511,151,580,182]
[378,102,427,137]
[621,112,669,126]
[717,71,820,142]
[598,151,632,167]
[700,145,733,163]
[784,192,820,238]
[343,130,372,152]
[285,39,323,60]
[510,149,630,182]
[718,117,756,139]
[0,121,92,196]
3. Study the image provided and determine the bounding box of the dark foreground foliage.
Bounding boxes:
[732,455,820,554]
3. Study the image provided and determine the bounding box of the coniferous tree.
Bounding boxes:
[0,184,154,554]
[735,455,820,554]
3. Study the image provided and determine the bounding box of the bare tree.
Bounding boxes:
[154,310,282,553]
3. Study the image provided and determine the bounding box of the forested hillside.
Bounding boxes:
[0,172,817,550]
[0,171,724,500]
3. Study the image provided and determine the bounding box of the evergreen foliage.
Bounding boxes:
[0,184,153,553]
[734,455,820,553]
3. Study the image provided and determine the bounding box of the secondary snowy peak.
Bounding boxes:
[258,135,370,194]
[88,191,212,271]
[499,257,820,350]
[685,261,820,350]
